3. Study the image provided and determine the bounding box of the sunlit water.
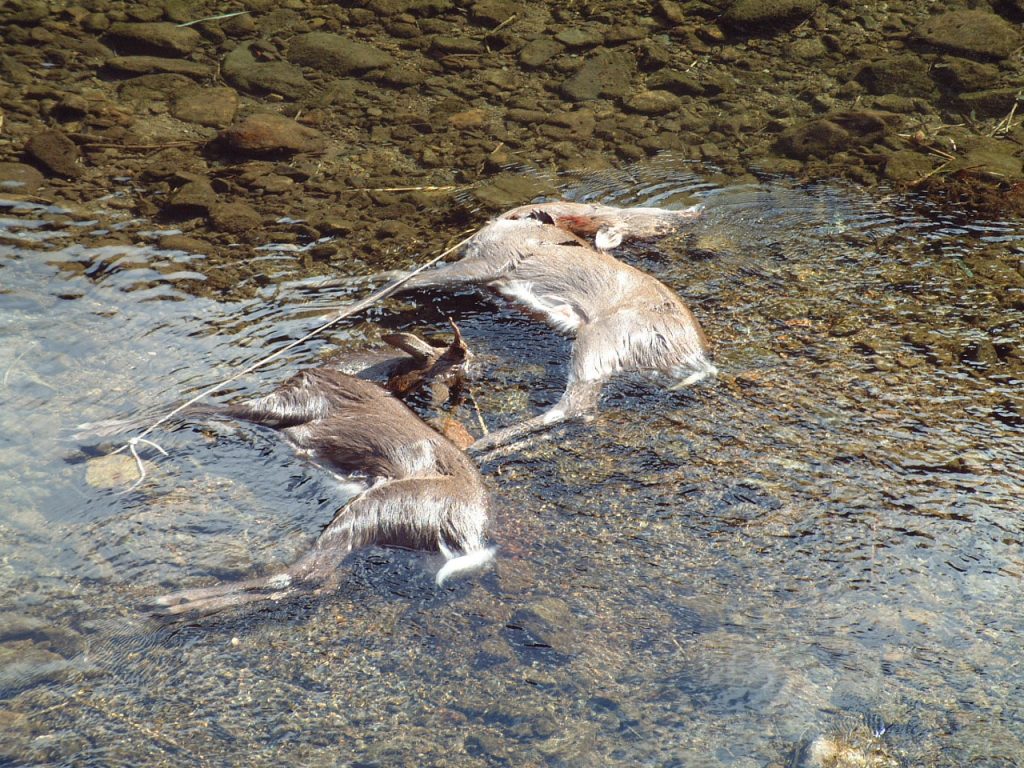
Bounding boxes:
[1,161,1023,767]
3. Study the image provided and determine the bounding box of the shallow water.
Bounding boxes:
[1,162,1023,767]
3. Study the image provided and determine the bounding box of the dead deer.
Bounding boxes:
[147,369,494,616]
[391,205,716,453]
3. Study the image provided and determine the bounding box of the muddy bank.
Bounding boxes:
[1,0,1024,290]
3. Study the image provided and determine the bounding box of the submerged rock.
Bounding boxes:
[222,42,311,99]
[560,50,635,101]
[287,32,394,75]
[85,453,144,489]
[168,177,217,212]
[914,10,1023,61]
[209,201,262,233]
[721,0,820,30]
[104,22,202,57]
[0,162,44,193]
[104,55,211,78]
[219,113,325,154]
[776,110,899,160]
[24,129,82,178]
[623,89,681,115]
[171,86,238,128]
[519,38,563,68]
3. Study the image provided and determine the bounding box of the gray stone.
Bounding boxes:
[24,129,82,178]
[776,110,899,159]
[171,86,238,128]
[223,42,310,99]
[287,32,394,75]
[168,177,217,211]
[0,641,75,696]
[933,57,1000,94]
[648,69,705,96]
[104,22,202,56]
[472,173,557,209]
[883,150,936,183]
[519,38,563,68]
[84,454,143,488]
[209,201,262,233]
[470,0,518,26]
[721,0,820,29]
[104,55,211,78]
[554,28,605,48]
[856,54,936,99]
[624,89,681,115]
[560,50,635,101]
[961,137,1023,177]
[915,10,1023,61]
[219,113,325,154]
[0,162,44,193]
[430,35,485,55]
[958,88,1021,119]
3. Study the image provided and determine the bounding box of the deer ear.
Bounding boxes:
[595,226,623,250]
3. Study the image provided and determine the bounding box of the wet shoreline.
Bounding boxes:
[2,0,1024,291]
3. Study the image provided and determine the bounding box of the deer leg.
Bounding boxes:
[469,377,604,457]
[152,476,490,617]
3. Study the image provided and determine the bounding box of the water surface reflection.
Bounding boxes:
[1,166,1022,767]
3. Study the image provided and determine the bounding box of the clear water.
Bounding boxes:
[1,161,1022,767]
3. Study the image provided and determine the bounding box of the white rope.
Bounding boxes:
[121,437,169,495]
[113,230,477,477]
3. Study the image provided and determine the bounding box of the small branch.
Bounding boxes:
[177,11,249,27]
[80,140,207,151]
[113,229,479,468]
[339,185,460,193]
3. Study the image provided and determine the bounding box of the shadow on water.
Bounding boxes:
[1,159,1023,766]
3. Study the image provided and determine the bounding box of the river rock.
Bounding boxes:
[957,88,1020,119]
[168,177,217,212]
[914,10,1023,61]
[0,640,75,697]
[933,57,1000,94]
[883,150,936,183]
[286,32,394,75]
[560,50,635,101]
[0,615,85,656]
[85,453,143,488]
[0,162,44,193]
[960,137,1023,177]
[209,201,262,233]
[519,38,564,68]
[171,86,238,128]
[856,54,936,99]
[472,172,557,209]
[24,129,82,178]
[104,22,202,56]
[222,42,310,99]
[104,55,212,78]
[220,113,324,154]
[555,27,605,48]
[623,89,681,115]
[470,0,518,25]
[648,69,705,96]
[776,110,898,159]
[721,0,820,30]
[430,35,485,55]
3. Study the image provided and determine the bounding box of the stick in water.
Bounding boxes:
[113,229,478,489]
